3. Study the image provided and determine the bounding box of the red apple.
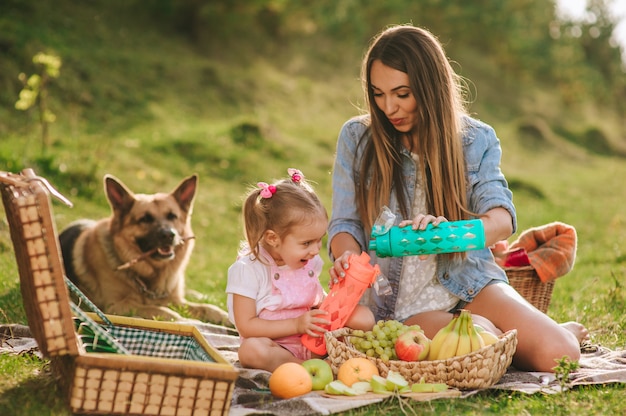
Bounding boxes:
[394,329,430,361]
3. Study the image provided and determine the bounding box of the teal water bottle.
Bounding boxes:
[369,219,485,257]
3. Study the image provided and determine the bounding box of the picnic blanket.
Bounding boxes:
[2,322,625,416]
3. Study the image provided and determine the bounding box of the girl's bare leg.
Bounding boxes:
[238,337,300,372]
[404,310,454,339]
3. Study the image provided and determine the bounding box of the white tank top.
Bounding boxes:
[393,154,460,322]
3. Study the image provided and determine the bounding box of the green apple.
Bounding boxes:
[351,381,372,395]
[324,380,357,396]
[370,374,392,395]
[385,370,409,391]
[411,378,449,393]
[302,358,334,390]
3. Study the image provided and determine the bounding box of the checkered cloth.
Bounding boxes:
[108,325,215,362]
[66,277,214,362]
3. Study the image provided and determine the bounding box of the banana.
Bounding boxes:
[466,314,485,352]
[427,313,459,360]
[434,314,462,360]
[474,324,499,346]
[454,310,472,357]
[478,330,499,346]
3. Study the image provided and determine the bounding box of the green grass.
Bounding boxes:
[1,2,625,414]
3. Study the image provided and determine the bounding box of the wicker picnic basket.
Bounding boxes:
[0,169,238,416]
[325,327,517,390]
[505,266,554,313]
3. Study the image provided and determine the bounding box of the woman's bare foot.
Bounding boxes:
[560,321,589,344]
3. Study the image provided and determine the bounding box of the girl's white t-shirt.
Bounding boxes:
[226,249,324,325]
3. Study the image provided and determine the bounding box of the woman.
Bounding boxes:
[328,24,587,372]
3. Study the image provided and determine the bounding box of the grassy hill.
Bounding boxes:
[1,1,625,414]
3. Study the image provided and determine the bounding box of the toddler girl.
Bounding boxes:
[227,168,374,372]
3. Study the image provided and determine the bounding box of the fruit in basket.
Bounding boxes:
[468,317,486,352]
[428,309,487,360]
[337,357,379,387]
[302,358,334,390]
[455,311,473,356]
[475,325,499,346]
[350,319,423,362]
[394,329,430,361]
[429,313,462,360]
[427,313,459,360]
[269,362,312,399]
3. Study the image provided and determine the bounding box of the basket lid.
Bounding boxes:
[0,169,80,357]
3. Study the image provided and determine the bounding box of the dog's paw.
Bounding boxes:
[185,302,232,327]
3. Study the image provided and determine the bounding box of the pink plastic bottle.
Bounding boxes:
[302,252,380,355]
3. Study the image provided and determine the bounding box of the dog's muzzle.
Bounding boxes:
[136,227,179,260]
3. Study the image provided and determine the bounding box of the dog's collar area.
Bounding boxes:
[131,275,170,300]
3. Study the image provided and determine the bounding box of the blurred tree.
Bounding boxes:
[549,0,624,109]
[15,52,62,155]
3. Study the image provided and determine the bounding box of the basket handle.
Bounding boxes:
[65,277,113,326]
[0,169,73,207]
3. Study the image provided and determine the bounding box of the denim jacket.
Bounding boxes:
[328,114,517,321]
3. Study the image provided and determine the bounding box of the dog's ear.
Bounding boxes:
[172,174,198,213]
[104,175,136,214]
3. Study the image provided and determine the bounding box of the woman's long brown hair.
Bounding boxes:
[356,25,470,232]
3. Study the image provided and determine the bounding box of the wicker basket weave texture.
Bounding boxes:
[1,177,80,358]
[325,327,517,390]
[64,357,233,415]
[1,170,238,416]
[505,266,554,313]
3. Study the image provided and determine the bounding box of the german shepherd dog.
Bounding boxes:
[59,174,231,326]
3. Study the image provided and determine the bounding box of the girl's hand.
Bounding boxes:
[297,309,331,337]
[329,250,357,288]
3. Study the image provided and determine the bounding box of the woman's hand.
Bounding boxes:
[399,214,447,259]
[399,213,448,230]
[296,309,331,337]
[329,250,357,288]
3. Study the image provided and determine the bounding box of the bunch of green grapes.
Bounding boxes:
[349,320,422,362]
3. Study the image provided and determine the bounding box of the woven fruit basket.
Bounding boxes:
[0,169,238,416]
[505,266,554,313]
[325,327,517,390]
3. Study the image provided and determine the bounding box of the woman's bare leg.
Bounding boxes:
[404,309,498,338]
[465,282,584,371]
[560,321,589,344]
[345,305,376,331]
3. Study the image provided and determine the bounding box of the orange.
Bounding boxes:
[337,357,379,387]
[269,362,313,399]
